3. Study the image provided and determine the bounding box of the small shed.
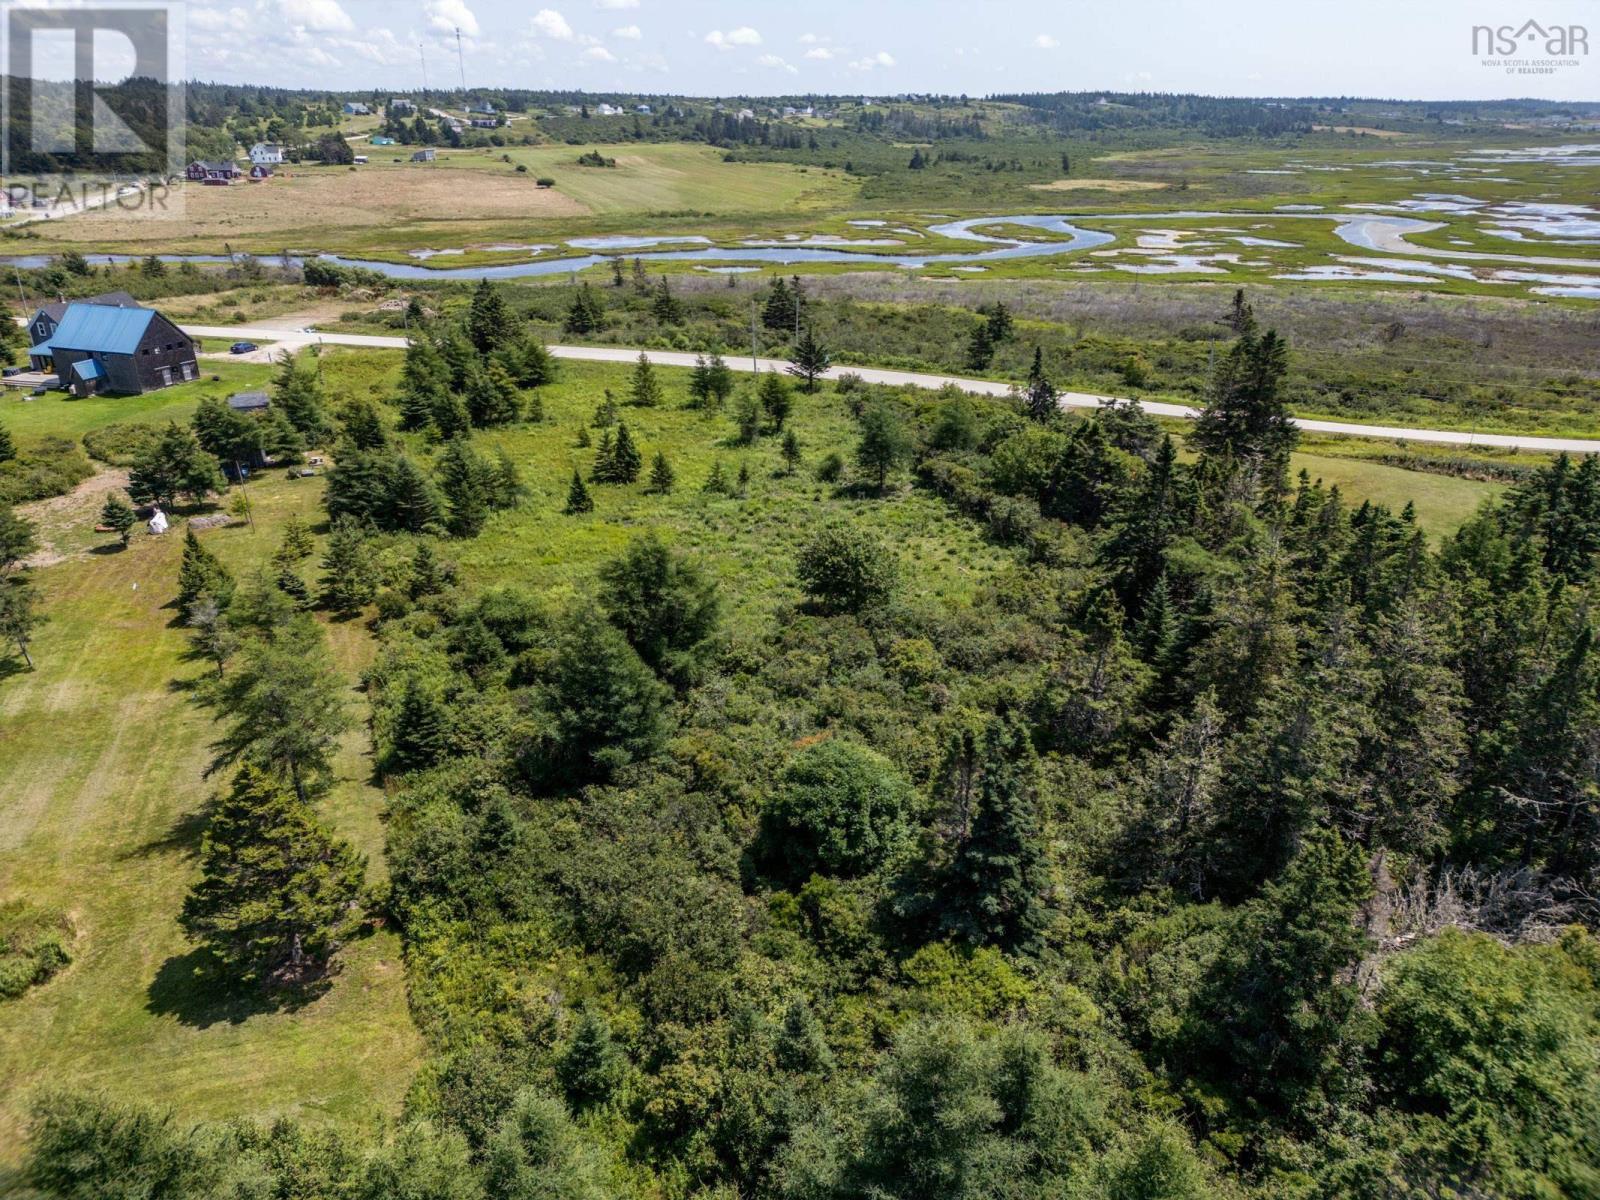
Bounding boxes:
[227,391,271,413]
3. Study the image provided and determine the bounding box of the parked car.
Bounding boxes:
[229,341,258,354]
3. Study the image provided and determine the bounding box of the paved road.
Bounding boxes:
[181,323,1600,455]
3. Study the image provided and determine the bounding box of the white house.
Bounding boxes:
[596,103,623,116]
[249,142,284,165]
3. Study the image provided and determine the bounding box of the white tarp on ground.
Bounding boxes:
[148,509,168,535]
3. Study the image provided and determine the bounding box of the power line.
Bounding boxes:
[455,28,466,94]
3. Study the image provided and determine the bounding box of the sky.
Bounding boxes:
[164,0,1600,98]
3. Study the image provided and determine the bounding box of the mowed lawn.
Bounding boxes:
[0,390,421,1174]
[1289,451,1502,539]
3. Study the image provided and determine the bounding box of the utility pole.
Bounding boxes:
[750,295,759,373]
[455,28,466,94]
[419,42,429,94]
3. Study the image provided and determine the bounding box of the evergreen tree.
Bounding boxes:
[702,459,731,496]
[564,469,593,514]
[855,403,910,493]
[128,423,223,508]
[0,502,36,572]
[940,719,1047,953]
[484,1089,610,1200]
[271,354,330,441]
[1026,372,1058,424]
[1192,293,1296,498]
[206,617,352,801]
[185,595,239,678]
[465,362,522,428]
[563,284,604,335]
[735,391,762,445]
[388,455,447,534]
[496,335,559,391]
[597,531,720,681]
[397,339,451,432]
[646,450,675,494]
[628,353,663,407]
[408,542,449,600]
[436,439,492,538]
[983,301,1015,346]
[557,1011,624,1109]
[386,679,448,774]
[781,429,802,475]
[787,327,831,392]
[0,573,41,670]
[609,423,641,483]
[319,520,376,614]
[760,372,793,429]
[99,494,137,547]
[965,322,995,372]
[0,421,14,464]
[177,527,235,610]
[466,278,512,354]
[651,276,683,324]
[762,277,796,331]
[179,764,365,984]
[592,427,617,482]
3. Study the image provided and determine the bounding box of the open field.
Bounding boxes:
[0,448,422,1174]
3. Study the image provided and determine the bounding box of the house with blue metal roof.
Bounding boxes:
[28,302,198,397]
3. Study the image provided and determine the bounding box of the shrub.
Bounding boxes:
[0,900,73,1000]
[796,522,897,614]
[760,738,914,881]
[82,422,163,467]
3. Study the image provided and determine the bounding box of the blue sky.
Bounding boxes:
[183,0,1599,98]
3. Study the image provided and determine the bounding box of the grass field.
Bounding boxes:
[1288,451,1502,538]
[0,384,423,1176]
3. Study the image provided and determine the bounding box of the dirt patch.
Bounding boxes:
[19,467,132,568]
[38,163,589,248]
[1027,179,1169,192]
[1314,125,1409,138]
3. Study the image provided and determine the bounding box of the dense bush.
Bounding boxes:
[0,900,72,999]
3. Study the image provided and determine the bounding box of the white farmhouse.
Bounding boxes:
[249,142,285,165]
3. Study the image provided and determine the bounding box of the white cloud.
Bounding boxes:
[705,26,760,50]
[583,44,616,61]
[848,50,895,70]
[803,46,833,60]
[1033,33,1058,49]
[758,53,797,73]
[529,8,573,38]
[191,5,249,31]
[799,32,818,43]
[276,0,353,33]
[596,0,637,7]
[422,0,478,35]
[611,23,640,38]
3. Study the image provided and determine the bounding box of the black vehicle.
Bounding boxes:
[229,341,258,354]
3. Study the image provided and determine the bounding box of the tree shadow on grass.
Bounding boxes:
[122,803,210,862]
[0,655,32,685]
[147,949,332,1027]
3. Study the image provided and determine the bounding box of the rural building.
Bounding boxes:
[469,117,497,128]
[249,142,285,165]
[411,148,436,162]
[248,163,273,180]
[185,160,242,182]
[596,103,623,116]
[371,135,396,146]
[226,391,271,413]
[389,98,416,114]
[342,101,370,115]
[26,291,139,348]
[28,303,198,397]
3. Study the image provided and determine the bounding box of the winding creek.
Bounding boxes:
[6,210,1597,293]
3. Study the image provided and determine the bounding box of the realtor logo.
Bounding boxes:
[1471,19,1589,73]
[1,0,185,206]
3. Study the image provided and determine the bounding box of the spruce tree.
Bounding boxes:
[467,278,512,354]
[319,520,376,614]
[855,403,909,493]
[558,1010,624,1108]
[564,469,593,514]
[651,276,682,324]
[1192,293,1296,497]
[388,454,446,534]
[271,354,330,441]
[176,527,235,609]
[786,326,831,393]
[966,323,995,372]
[398,339,451,432]
[436,439,491,537]
[99,495,137,547]
[628,353,663,407]
[408,542,448,600]
[609,422,642,483]
[0,421,17,464]
[179,764,365,985]
[940,717,1048,953]
[702,459,730,496]
[646,450,674,495]
[465,362,522,428]
[762,277,795,331]
[275,514,315,565]
[563,284,603,335]
[781,429,802,475]
[760,372,794,429]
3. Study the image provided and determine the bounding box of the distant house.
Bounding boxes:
[467,102,496,115]
[352,155,368,164]
[596,103,622,116]
[249,142,285,165]
[370,135,396,146]
[226,391,271,413]
[342,101,370,115]
[248,163,273,180]
[410,148,436,162]
[27,291,140,347]
[185,160,241,182]
[28,303,198,397]
[389,98,416,114]
[635,104,652,114]
[469,117,497,128]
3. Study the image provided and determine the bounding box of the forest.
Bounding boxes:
[5,280,1600,1200]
